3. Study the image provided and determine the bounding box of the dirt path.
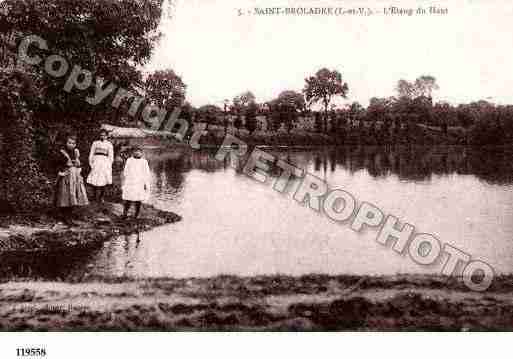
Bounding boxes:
[1,274,512,331]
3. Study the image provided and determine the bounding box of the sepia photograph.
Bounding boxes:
[0,0,513,346]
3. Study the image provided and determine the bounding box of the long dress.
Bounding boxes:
[54,148,89,207]
[122,157,151,202]
[87,140,114,186]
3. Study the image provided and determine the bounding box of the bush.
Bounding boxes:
[0,70,51,213]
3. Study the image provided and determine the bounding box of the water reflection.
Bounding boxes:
[2,145,513,280]
[155,145,513,186]
[328,146,513,184]
[89,233,145,277]
[0,248,101,280]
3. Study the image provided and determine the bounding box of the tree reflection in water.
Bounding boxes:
[159,145,513,186]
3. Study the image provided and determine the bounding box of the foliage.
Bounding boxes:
[0,0,165,213]
[232,91,256,110]
[245,102,258,134]
[233,115,243,133]
[197,104,222,130]
[303,68,349,133]
[268,90,306,134]
[1,0,164,154]
[145,69,187,130]
[396,75,439,99]
[314,112,323,133]
[0,70,51,212]
[268,107,282,133]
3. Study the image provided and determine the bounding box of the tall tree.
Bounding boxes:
[303,68,349,133]
[396,75,439,99]
[145,69,187,131]
[0,0,165,210]
[415,75,439,98]
[1,0,164,143]
[396,79,416,99]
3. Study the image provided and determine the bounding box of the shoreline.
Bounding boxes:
[0,202,181,253]
[0,274,512,331]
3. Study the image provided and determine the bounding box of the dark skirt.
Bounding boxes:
[54,168,89,207]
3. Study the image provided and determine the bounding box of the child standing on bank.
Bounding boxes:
[54,134,89,223]
[87,129,114,203]
[121,146,151,219]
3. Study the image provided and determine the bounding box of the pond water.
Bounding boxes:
[6,146,513,280]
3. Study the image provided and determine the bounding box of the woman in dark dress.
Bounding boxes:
[53,135,89,222]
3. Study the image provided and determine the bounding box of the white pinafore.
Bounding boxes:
[122,157,151,202]
[87,140,114,187]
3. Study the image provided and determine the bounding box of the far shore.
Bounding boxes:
[104,121,476,149]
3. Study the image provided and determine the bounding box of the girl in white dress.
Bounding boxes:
[121,146,151,219]
[87,129,114,202]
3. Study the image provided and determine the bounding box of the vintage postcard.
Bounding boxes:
[0,0,512,356]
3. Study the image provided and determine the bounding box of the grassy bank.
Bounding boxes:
[0,274,511,331]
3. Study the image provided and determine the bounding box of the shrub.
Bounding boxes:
[0,70,51,213]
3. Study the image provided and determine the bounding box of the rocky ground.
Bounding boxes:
[0,274,512,331]
[0,202,181,252]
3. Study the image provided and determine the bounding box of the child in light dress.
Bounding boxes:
[121,146,151,219]
[87,129,114,202]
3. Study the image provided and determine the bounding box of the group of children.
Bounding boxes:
[54,129,152,224]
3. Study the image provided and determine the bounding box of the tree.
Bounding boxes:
[245,102,258,134]
[273,90,306,112]
[231,91,256,134]
[3,0,163,96]
[394,77,438,128]
[396,79,416,99]
[367,97,393,124]
[233,114,243,134]
[411,96,433,124]
[145,69,187,131]
[415,75,439,98]
[233,91,256,109]
[432,102,456,133]
[396,75,439,99]
[223,99,230,134]
[457,104,475,129]
[267,102,282,133]
[2,0,164,154]
[0,0,164,211]
[179,101,195,122]
[0,70,50,212]
[348,102,364,123]
[197,104,222,130]
[303,68,349,133]
[269,90,306,133]
[314,112,323,133]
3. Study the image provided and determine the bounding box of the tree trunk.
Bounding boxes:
[324,105,328,134]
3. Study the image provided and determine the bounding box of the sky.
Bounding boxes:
[147,0,513,108]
